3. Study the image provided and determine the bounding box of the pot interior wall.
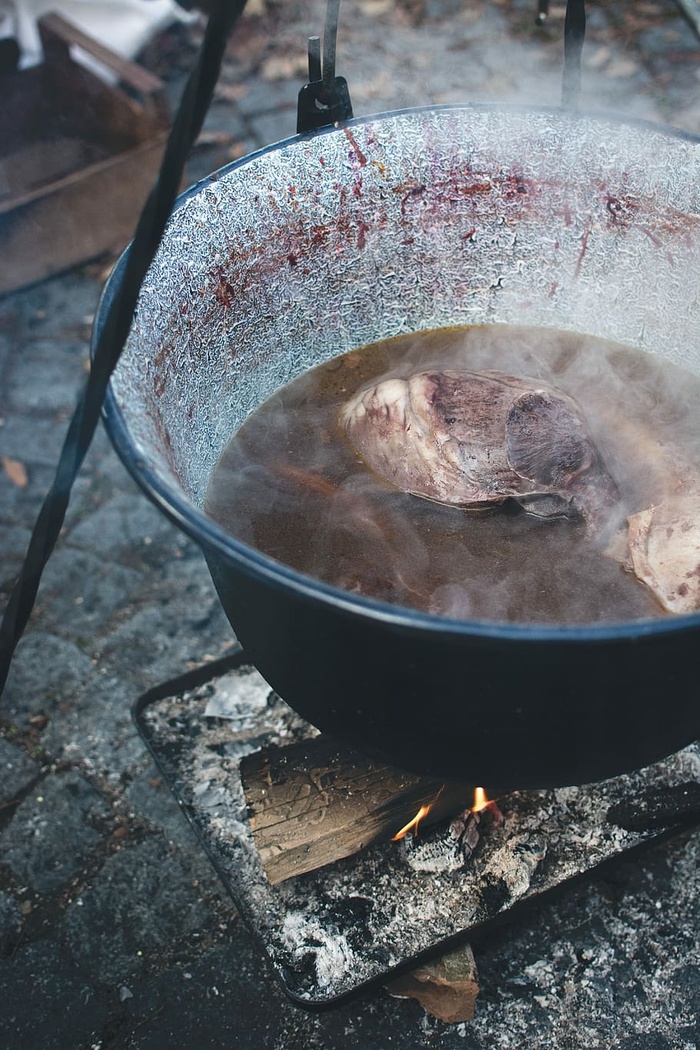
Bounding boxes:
[110,107,700,515]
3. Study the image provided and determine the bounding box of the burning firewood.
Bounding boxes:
[398,791,504,874]
[239,736,469,884]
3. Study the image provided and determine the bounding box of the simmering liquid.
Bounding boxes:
[205,325,700,625]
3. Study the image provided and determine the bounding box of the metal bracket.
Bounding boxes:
[297,0,353,134]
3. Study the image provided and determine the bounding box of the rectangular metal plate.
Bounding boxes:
[134,649,700,1005]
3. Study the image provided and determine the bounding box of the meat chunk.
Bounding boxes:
[339,369,621,532]
[627,496,700,613]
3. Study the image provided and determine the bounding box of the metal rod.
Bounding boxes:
[562,0,586,108]
[297,0,352,131]
[0,0,250,697]
[673,0,700,39]
[536,0,550,26]
[322,0,342,92]
[308,35,321,82]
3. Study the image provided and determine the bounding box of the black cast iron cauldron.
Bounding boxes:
[98,105,700,790]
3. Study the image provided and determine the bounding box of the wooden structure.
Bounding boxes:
[0,13,169,296]
[240,735,472,884]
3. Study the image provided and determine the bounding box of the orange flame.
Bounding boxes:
[393,785,499,843]
[392,804,432,841]
[471,785,504,825]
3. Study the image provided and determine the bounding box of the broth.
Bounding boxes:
[205,325,700,625]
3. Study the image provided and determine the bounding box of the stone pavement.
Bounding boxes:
[1,2,699,1048]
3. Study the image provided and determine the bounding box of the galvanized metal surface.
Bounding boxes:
[111,108,700,509]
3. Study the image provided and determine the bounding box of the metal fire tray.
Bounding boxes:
[133,647,700,1006]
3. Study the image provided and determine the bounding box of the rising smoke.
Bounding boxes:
[205,323,700,626]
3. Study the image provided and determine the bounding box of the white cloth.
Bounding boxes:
[3,0,194,68]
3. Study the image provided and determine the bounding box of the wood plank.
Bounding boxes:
[0,138,109,201]
[39,11,166,98]
[240,736,471,884]
[0,134,167,296]
[39,14,169,148]
[0,14,171,295]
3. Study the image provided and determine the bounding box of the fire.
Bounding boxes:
[392,785,500,843]
[471,785,504,825]
[392,785,447,840]
[392,804,432,841]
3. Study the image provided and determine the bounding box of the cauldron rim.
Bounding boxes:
[98,102,700,645]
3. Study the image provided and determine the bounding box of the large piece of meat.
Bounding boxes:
[339,369,621,532]
[339,368,700,616]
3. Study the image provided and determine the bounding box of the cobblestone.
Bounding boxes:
[0,738,40,804]
[0,890,22,944]
[0,770,110,894]
[61,836,219,985]
[0,940,109,1050]
[4,339,88,414]
[2,632,95,728]
[39,673,143,784]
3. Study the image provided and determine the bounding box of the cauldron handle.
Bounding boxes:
[296,0,587,134]
[297,0,354,133]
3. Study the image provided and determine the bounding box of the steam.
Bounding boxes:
[205,324,700,626]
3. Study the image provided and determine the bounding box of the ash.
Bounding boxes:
[137,651,700,1005]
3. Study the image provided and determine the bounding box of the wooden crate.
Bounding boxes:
[0,12,170,296]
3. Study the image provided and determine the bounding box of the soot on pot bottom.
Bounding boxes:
[205,323,700,626]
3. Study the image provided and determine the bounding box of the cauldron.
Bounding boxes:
[99,106,700,790]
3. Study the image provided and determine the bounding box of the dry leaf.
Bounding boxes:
[386,942,479,1023]
[2,456,28,489]
[195,130,235,148]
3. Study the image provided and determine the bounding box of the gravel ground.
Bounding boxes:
[1,2,699,1048]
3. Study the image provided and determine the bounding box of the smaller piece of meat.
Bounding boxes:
[627,496,700,613]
